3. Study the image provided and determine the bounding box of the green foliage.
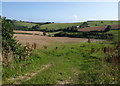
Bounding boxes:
[2,17,26,63]
[80,22,89,28]
[104,25,111,32]
[2,17,16,52]
[54,31,113,40]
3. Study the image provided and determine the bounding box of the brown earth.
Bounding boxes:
[14,31,105,48]
[78,24,120,32]
[14,34,88,47]
[14,30,43,35]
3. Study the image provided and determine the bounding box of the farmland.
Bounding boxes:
[12,20,119,31]
[12,20,37,28]
[87,21,118,27]
[3,41,120,84]
[78,24,120,32]
[13,32,105,47]
[39,21,118,31]
[40,23,82,30]
[2,18,120,85]
[2,1,120,85]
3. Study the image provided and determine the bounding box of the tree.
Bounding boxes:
[31,25,39,30]
[104,25,111,32]
[43,31,46,36]
[80,22,88,28]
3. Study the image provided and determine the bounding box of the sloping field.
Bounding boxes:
[78,26,106,32]
[12,20,119,31]
[13,21,37,28]
[14,32,104,48]
[14,34,88,46]
[40,21,118,30]
[78,24,120,32]
[40,23,82,30]
[87,21,118,27]
[111,24,120,29]
[14,30,43,35]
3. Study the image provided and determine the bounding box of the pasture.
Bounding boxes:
[13,20,37,28]
[3,41,119,84]
[12,20,119,31]
[2,18,120,85]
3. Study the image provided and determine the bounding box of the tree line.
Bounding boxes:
[54,31,113,40]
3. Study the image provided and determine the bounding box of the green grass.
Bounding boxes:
[40,23,82,30]
[39,21,118,31]
[87,21,118,27]
[12,20,118,31]
[3,42,120,84]
[106,30,120,42]
[13,20,37,28]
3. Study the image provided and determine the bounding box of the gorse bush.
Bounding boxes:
[2,17,30,66]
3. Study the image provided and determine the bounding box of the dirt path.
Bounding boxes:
[7,64,51,84]
[57,80,72,85]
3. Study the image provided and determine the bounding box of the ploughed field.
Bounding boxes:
[14,30,105,47]
[78,24,120,32]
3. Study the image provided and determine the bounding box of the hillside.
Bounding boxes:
[12,20,37,28]
[87,21,118,27]
[3,18,120,84]
[78,24,120,32]
[39,21,118,31]
[40,23,82,30]
[12,20,119,31]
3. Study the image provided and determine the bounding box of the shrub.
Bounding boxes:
[2,17,27,65]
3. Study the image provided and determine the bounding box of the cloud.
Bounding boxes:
[69,15,79,20]
[74,15,78,20]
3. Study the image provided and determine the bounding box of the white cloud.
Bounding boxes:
[74,15,78,20]
[69,15,79,20]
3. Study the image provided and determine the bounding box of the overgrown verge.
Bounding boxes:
[18,42,120,84]
[2,17,36,83]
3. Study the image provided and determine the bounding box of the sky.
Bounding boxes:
[2,2,118,23]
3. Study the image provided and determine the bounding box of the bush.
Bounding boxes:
[2,17,26,65]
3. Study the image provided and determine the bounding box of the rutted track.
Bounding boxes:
[7,64,51,84]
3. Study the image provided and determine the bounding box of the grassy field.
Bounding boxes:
[87,21,118,27]
[3,19,120,85]
[39,21,118,30]
[12,20,118,31]
[106,30,120,42]
[3,42,120,84]
[40,23,82,30]
[13,20,37,28]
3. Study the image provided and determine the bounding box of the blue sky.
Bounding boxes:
[2,2,118,23]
